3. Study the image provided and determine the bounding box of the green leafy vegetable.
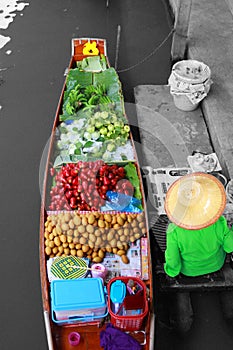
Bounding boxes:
[83,141,94,148]
[76,55,107,72]
[124,163,142,200]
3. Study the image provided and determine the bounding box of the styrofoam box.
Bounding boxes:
[51,278,107,323]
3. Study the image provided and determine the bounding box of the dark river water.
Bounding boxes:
[0,1,172,349]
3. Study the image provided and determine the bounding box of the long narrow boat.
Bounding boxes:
[40,38,155,350]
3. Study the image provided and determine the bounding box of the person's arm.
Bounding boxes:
[217,216,233,253]
[164,224,182,277]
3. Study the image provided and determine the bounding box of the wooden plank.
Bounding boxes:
[171,0,192,62]
[159,263,233,292]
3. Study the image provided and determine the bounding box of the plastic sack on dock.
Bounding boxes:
[168,60,212,111]
[103,191,142,213]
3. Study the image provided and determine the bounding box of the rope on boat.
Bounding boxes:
[117,27,175,73]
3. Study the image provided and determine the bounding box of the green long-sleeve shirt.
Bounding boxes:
[164,216,233,277]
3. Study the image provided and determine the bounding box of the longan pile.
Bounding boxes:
[44,212,147,264]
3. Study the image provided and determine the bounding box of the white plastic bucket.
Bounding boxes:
[172,94,199,111]
[168,60,212,112]
[172,60,211,84]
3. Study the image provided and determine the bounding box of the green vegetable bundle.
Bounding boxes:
[60,60,124,121]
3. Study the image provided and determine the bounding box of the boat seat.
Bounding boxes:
[157,262,233,292]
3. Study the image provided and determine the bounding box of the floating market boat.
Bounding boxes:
[40,38,155,350]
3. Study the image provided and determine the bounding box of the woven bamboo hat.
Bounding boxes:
[164,172,226,230]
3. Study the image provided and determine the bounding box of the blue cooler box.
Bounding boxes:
[51,278,108,324]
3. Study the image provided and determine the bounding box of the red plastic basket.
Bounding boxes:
[107,276,148,331]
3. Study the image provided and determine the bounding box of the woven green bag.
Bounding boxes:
[51,256,88,279]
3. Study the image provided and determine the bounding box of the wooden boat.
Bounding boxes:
[40,38,155,350]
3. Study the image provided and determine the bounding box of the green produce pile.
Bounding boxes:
[63,83,114,116]
[53,55,135,165]
[60,56,124,121]
[54,109,133,166]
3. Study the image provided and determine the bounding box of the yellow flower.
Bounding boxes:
[83,41,99,55]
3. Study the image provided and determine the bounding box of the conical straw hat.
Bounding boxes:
[164,172,226,230]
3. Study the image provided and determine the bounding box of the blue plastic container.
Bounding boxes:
[51,278,108,324]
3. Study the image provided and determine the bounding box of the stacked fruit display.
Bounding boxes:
[44,55,146,265]
[49,161,137,212]
[44,211,147,263]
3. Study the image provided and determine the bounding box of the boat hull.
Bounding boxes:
[40,38,154,350]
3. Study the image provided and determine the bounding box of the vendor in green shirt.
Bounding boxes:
[162,172,233,332]
[164,215,233,277]
[164,172,233,277]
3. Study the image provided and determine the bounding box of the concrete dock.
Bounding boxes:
[135,0,233,179]
[134,85,213,169]
[170,0,233,178]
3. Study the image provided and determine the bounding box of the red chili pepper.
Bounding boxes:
[72,177,79,186]
[103,176,110,186]
[71,168,78,177]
